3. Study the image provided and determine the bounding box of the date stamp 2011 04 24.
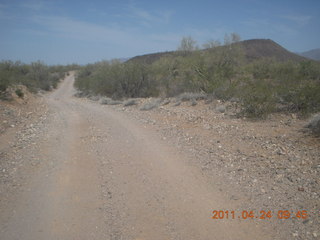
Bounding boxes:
[211,210,308,220]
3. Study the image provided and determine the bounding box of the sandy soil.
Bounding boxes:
[0,73,318,240]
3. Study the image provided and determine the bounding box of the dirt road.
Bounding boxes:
[0,74,273,239]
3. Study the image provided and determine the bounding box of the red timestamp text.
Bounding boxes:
[211,210,308,220]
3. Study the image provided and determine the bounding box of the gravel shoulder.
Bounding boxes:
[0,90,50,229]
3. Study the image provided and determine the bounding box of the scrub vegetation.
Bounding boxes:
[75,35,320,118]
[0,61,75,98]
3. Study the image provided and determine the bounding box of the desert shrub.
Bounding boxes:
[107,100,122,105]
[249,58,274,80]
[176,92,207,102]
[285,82,320,115]
[0,79,9,92]
[52,81,58,89]
[237,59,320,118]
[73,42,320,119]
[75,61,158,99]
[298,61,320,80]
[99,97,122,105]
[116,62,152,98]
[150,56,182,96]
[49,72,62,89]
[100,97,112,104]
[123,99,138,106]
[305,114,320,135]
[0,60,67,95]
[173,101,181,106]
[190,99,197,106]
[74,91,88,98]
[269,61,320,116]
[239,79,276,119]
[213,81,238,101]
[15,89,24,98]
[161,99,171,105]
[0,61,17,92]
[89,95,100,101]
[140,98,162,111]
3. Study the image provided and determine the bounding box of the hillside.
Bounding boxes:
[239,39,307,62]
[298,48,320,61]
[128,39,308,64]
[127,51,177,64]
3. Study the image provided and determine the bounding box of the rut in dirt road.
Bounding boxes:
[1,74,273,240]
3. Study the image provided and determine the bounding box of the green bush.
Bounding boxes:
[75,61,158,99]
[286,82,320,115]
[15,89,24,98]
[0,60,67,95]
[239,79,276,119]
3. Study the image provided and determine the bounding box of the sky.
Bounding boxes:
[0,0,319,65]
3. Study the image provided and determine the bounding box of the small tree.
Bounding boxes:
[224,33,241,45]
[178,36,198,52]
[231,32,241,43]
[202,39,221,49]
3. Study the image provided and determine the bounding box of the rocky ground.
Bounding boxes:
[104,97,320,240]
[0,89,50,225]
[0,88,48,197]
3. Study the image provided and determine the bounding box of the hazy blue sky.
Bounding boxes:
[1,0,319,64]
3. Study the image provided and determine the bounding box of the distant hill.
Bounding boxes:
[239,39,307,62]
[128,39,308,64]
[127,51,177,64]
[117,57,131,63]
[298,49,320,61]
